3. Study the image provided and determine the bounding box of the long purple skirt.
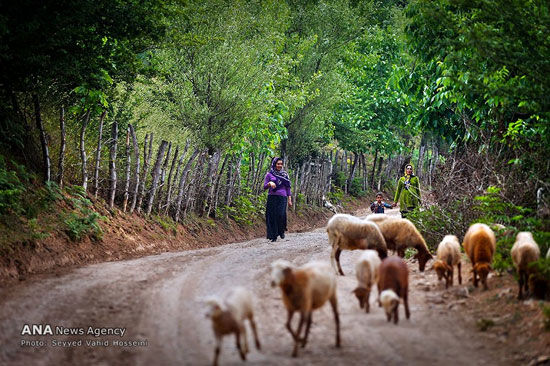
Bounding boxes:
[266,195,287,240]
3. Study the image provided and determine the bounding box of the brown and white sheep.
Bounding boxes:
[205,287,261,366]
[368,217,433,272]
[433,235,462,288]
[378,256,410,324]
[270,259,340,357]
[511,232,540,300]
[327,213,388,276]
[462,223,496,290]
[352,249,381,313]
[364,213,389,223]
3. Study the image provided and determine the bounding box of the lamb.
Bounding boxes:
[462,223,496,290]
[378,256,410,324]
[511,232,540,299]
[433,235,462,288]
[352,250,381,313]
[205,287,261,366]
[270,259,340,357]
[327,213,388,276]
[368,217,433,271]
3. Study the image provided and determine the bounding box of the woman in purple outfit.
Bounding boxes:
[264,157,292,242]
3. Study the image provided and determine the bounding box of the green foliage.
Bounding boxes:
[153,215,178,236]
[217,189,266,226]
[326,186,344,205]
[0,156,27,215]
[64,207,103,242]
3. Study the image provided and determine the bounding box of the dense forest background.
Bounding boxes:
[0,0,549,274]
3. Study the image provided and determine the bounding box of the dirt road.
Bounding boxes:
[0,209,513,366]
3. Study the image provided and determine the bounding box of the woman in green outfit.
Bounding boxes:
[394,164,421,218]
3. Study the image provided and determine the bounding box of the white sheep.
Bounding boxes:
[352,250,381,313]
[433,235,462,288]
[380,289,400,323]
[270,259,340,357]
[205,287,261,366]
[511,232,540,300]
[327,213,388,275]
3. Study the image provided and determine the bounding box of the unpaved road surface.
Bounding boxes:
[1,209,512,365]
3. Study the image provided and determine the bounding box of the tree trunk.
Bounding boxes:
[162,144,181,214]
[156,142,172,212]
[93,111,107,199]
[58,105,66,188]
[210,153,229,217]
[225,154,241,206]
[137,133,153,213]
[346,153,359,194]
[108,121,118,209]
[429,142,439,186]
[165,144,188,216]
[202,150,221,216]
[174,148,200,222]
[122,125,132,212]
[417,134,427,179]
[80,111,91,191]
[33,94,50,182]
[186,152,206,215]
[145,140,169,215]
[370,149,378,189]
[129,124,141,214]
[376,156,384,191]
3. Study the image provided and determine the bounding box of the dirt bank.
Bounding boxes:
[0,197,369,286]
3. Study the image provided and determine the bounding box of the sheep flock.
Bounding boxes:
[203,210,546,365]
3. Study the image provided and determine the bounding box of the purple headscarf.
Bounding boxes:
[270,157,291,186]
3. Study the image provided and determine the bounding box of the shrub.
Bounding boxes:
[64,207,103,242]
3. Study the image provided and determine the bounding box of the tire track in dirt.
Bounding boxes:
[0,209,513,365]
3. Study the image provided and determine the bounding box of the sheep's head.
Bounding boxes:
[352,287,369,309]
[205,298,223,319]
[414,250,433,272]
[380,290,399,321]
[270,259,294,287]
[433,260,450,281]
[474,262,492,290]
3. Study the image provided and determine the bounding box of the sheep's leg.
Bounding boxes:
[248,315,261,350]
[240,325,249,355]
[365,289,370,313]
[286,310,298,341]
[458,262,462,285]
[329,295,341,348]
[330,246,340,275]
[235,330,246,361]
[450,267,454,287]
[213,336,222,366]
[393,305,399,324]
[301,312,312,348]
[473,268,479,287]
[292,312,306,357]
[517,271,524,300]
[403,288,411,319]
[397,247,405,258]
[335,248,345,276]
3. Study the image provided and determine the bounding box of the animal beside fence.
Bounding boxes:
[270,259,341,357]
[353,250,381,313]
[377,256,410,324]
[462,223,496,290]
[511,232,540,300]
[433,235,462,288]
[327,213,388,275]
[205,287,261,366]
